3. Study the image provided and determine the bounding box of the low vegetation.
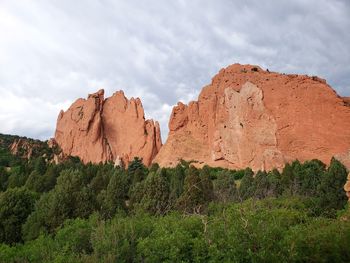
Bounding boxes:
[0,134,349,262]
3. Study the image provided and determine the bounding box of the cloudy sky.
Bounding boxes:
[0,0,349,141]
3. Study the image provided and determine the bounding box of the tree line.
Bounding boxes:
[0,140,349,262]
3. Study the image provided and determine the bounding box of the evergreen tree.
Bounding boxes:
[34,157,47,175]
[176,166,205,213]
[0,187,37,244]
[266,169,282,197]
[299,159,325,196]
[290,160,303,195]
[23,169,96,239]
[253,171,269,199]
[149,163,160,173]
[239,168,254,200]
[0,166,9,192]
[138,172,170,215]
[7,166,27,189]
[317,158,348,216]
[42,165,59,192]
[100,170,128,219]
[25,170,45,192]
[128,157,146,174]
[89,167,113,195]
[214,170,237,203]
[200,166,215,204]
[169,163,186,199]
[128,157,148,186]
[281,163,293,195]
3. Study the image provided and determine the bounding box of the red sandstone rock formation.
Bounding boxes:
[343,97,350,106]
[47,138,66,164]
[345,173,350,202]
[54,89,162,166]
[154,64,350,171]
[10,139,34,159]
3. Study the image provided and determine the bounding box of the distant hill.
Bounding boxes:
[0,133,60,163]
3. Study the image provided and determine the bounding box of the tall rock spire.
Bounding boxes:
[54,89,162,166]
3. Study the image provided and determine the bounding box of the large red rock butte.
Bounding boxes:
[55,89,162,166]
[154,64,350,171]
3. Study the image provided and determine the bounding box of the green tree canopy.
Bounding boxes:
[0,187,37,244]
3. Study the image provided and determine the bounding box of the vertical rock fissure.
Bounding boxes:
[55,89,162,166]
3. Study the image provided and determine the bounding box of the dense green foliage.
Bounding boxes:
[0,133,349,262]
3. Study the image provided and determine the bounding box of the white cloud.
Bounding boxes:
[0,0,349,141]
[0,91,71,140]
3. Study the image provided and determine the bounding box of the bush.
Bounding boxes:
[23,169,96,240]
[137,213,208,262]
[283,218,350,262]
[0,187,37,244]
[90,214,154,262]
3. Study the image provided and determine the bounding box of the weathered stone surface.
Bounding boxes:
[8,136,60,162]
[10,139,34,159]
[345,173,350,202]
[343,97,350,107]
[54,89,161,166]
[154,64,350,170]
[47,138,66,164]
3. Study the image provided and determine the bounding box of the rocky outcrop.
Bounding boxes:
[345,173,350,202]
[54,89,162,166]
[47,138,66,164]
[343,97,350,107]
[8,136,57,161]
[10,139,35,159]
[154,64,350,171]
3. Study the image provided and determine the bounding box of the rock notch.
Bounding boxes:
[154,64,350,171]
[54,89,162,166]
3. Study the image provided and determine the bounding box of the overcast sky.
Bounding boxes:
[0,0,349,141]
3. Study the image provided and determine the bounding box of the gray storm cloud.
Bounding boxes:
[0,0,349,140]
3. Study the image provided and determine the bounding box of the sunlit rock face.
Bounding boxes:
[55,89,162,166]
[154,64,350,171]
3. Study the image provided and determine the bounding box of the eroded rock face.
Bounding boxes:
[344,173,350,202]
[154,64,350,170]
[55,89,161,166]
[343,97,350,107]
[10,139,34,159]
[215,82,284,170]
